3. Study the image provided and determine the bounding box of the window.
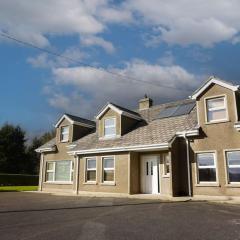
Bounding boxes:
[45,160,73,182]
[163,154,170,176]
[206,97,227,123]
[86,158,96,182]
[197,153,217,183]
[226,151,240,183]
[46,162,55,182]
[104,118,116,137]
[60,126,69,142]
[102,157,114,182]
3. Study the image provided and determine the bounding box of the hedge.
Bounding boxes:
[0,173,39,186]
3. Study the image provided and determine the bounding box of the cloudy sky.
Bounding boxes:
[1,0,240,135]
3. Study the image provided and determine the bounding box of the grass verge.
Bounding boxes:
[0,186,38,192]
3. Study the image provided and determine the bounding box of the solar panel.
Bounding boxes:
[157,102,195,119]
[157,106,179,119]
[172,102,195,117]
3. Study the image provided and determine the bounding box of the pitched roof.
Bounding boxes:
[191,76,239,99]
[69,99,198,154]
[55,113,96,128]
[95,102,142,121]
[35,138,56,153]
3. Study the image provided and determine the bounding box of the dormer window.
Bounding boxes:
[60,126,69,142]
[205,96,228,123]
[104,118,116,138]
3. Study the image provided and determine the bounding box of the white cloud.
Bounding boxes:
[0,0,131,49]
[46,60,201,117]
[80,35,115,53]
[27,47,86,68]
[126,0,240,47]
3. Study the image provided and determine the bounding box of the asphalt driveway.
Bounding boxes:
[0,192,240,240]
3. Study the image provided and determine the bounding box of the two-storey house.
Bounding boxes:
[36,77,240,198]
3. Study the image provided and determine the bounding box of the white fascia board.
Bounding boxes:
[95,103,142,121]
[35,147,56,153]
[55,114,95,128]
[191,78,239,100]
[175,129,200,137]
[95,103,123,120]
[68,143,169,155]
[55,114,74,128]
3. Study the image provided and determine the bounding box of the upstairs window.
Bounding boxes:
[226,151,240,183]
[60,126,69,142]
[104,118,116,138]
[197,152,217,183]
[206,96,227,123]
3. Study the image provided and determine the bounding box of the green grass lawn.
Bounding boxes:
[0,186,38,192]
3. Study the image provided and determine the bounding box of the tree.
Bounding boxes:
[26,130,55,174]
[0,124,27,174]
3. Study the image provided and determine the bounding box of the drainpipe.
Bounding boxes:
[39,153,44,191]
[184,134,192,197]
[75,154,80,195]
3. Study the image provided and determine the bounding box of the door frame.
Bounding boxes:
[140,154,160,194]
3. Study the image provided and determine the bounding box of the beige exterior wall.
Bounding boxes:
[78,152,129,193]
[190,84,240,196]
[41,118,75,192]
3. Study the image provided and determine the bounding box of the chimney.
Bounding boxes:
[139,94,153,110]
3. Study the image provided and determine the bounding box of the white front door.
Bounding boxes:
[141,155,160,194]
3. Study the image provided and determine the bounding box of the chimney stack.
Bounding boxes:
[139,95,153,110]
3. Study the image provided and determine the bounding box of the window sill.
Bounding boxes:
[195,183,220,187]
[83,182,97,185]
[205,120,230,125]
[60,140,69,143]
[99,135,120,140]
[162,175,170,178]
[44,181,73,185]
[100,182,116,186]
[225,184,240,188]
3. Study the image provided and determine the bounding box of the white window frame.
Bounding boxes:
[104,117,116,138]
[45,160,73,184]
[196,151,218,184]
[46,162,55,182]
[85,157,97,183]
[101,156,115,184]
[225,150,240,185]
[204,95,228,124]
[162,154,170,177]
[60,126,70,142]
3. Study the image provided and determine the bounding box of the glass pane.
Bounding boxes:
[46,172,54,181]
[228,168,240,182]
[105,118,115,126]
[199,169,216,182]
[104,170,114,181]
[87,170,96,181]
[61,126,69,133]
[55,161,71,181]
[197,153,215,167]
[47,162,54,170]
[207,98,224,109]
[103,158,114,168]
[227,151,240,166]
[208,109,226,122]
[87,159,96,169]
[105,126,115,136]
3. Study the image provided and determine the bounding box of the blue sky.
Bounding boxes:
[1,0,240,137]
